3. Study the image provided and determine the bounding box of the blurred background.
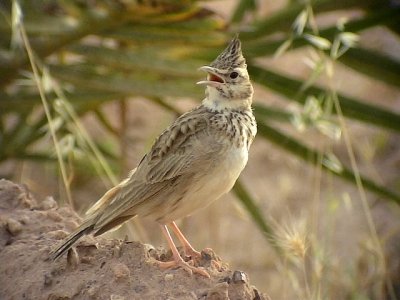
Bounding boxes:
[1,0,400,299]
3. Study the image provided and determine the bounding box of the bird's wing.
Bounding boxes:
[92,106,217,230]
[85,175,132,216]
[143,112,210,183]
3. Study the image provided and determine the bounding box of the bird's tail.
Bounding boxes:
[49,221,94,261]
[49,176,133,261]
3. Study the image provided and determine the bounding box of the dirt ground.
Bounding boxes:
[0,179,269,300]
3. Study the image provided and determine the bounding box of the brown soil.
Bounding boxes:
[0,179,269,300]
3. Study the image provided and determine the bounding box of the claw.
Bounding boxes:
[157,258,210,278]
[184,248,202,260]
[159,224,210,278]
[211,259,222,271]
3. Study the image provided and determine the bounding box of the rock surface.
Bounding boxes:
[0,179,269,300]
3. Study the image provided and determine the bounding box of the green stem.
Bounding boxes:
[233,180,282,255]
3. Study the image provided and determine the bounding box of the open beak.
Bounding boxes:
[196,66,225,87]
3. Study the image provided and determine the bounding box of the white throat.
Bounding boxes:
[202,87,252,111]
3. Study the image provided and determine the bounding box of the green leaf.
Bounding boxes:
[0,91,123,114]
[69,45,204,77]
[49,65,203,99]
[0,2,211,87]
[242,8,400,87]
[240,0,382,39]
[105,23,226,46]
[253,103,292,122]
[243,7,400,57]
[339,47,400,88]
[231,0,257,24]
[249,65,400,132]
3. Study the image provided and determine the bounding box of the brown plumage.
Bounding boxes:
[49,36,257,277]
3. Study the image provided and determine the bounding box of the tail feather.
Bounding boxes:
[85,177,130,216]
[49,177,132,261]
[49,224,94,261]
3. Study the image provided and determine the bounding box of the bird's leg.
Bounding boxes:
[157,225,210,278]
[169,221,201,260]
[169,222,222,271]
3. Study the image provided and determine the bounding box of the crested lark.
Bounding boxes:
[49,36,257,277]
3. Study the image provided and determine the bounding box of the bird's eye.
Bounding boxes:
[230,71,239,79]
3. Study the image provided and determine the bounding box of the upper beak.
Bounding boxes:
[196,66,225,87]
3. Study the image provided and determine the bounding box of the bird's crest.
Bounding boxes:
[209,35,246,70]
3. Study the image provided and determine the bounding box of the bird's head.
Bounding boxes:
[197,36,253,110]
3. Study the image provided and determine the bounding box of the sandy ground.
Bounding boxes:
[0,179,270,300]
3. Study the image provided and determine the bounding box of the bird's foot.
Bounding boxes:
[183,247,202,262]
[211,259,222,271]
[157,257,210,278]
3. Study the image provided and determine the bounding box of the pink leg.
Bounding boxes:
[169,222,222,271]
[169,221,201,259]
[156,225,210,278]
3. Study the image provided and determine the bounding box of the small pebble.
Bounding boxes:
[17,192,35,208]
[6,218,23,236]
[143,243,155,252]
[111,262,130,280]
[44,273,52,286]
[39,196,58,210]
[218,276,231,284]
[67,247,79,268]
[47,230,69,240]
[46,210,63,222]
[201,248,213,261]
[232,270,247,283]
[144,243,158,259]
[133,285,147,293]
[87,286,98,297]
[110,294,125,300]
[147,248,159,260]
[253,287,262,300]
[164,273,174,281]
[113,245,122,258]
[19,215,30,224]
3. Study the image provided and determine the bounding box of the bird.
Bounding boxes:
[49,36,257,278]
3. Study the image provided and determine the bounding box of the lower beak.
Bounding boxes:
[196,66,225,87]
